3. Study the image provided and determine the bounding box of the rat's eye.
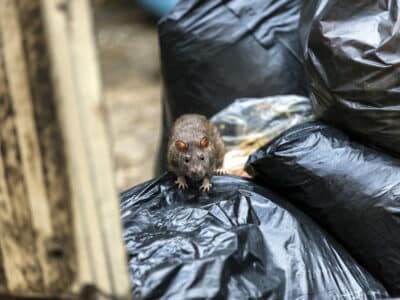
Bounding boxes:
[199,154,205,161]
[184,156,190,163]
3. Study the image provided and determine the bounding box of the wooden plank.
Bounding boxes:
[0,0,130,297]
[40,0,109,293]
[1,0,53,239]
[68,1,131,295]
[16,0,77,293]
[0,62,9,286]
[0,0,53,287]
[41,0,131,298]
[0,3,46,293]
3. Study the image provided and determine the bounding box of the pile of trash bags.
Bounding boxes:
[122,0,400,298]
[121,174,388,299]
[155,0,307,174]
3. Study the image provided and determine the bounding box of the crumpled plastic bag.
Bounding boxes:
[211,95,313,175]
[156,0,308,174]
[246,121,400,296]
[121,173,388,299]
[300,0,400,155]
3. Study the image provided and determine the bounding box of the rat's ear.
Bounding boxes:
[200,136,209,148]
[175,140,188,152]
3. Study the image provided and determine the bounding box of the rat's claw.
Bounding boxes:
[200,183,212,192]
[177,182,188,189]
[199,179,212,192]
[215,168,228,175]
[175,181,188,190]
[175,176,188,190]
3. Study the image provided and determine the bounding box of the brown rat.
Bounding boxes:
[167,114,226,192]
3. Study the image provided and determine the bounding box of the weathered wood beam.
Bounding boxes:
[0,0,131,298]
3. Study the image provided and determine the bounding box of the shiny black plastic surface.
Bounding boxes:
[246,121,400,296]
[121,173,388,299]
[300,0,400,155]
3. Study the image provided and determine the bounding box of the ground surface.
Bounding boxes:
[94,0,162,192]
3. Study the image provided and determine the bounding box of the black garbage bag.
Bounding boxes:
[246,121,400,296]
[300,0,400,155]
[121,173,388,299]
[156,0,308,174]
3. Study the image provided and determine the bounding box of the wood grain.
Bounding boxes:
[0,0,130,298]
[17,0,76,292]
[0,6,45,291]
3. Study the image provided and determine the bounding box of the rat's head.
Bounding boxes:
[175,136,212,180]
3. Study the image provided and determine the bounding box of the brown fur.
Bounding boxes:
[167,114,225,183]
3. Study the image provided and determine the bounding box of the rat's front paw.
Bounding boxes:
[200,183,212,192]
[200,178,212,192]
[175,176,188,190]
[215,168,228,175]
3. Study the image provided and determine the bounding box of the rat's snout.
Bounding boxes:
[188,166,204,179]
[189,166,200,175]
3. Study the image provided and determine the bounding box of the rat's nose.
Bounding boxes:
[189,166,203,177]
[189,167,199,174]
